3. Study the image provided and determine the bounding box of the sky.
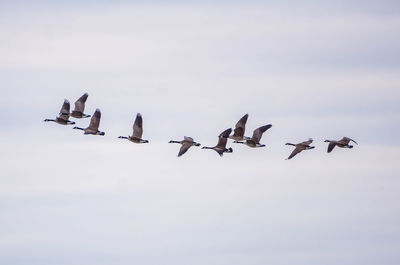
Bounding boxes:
[0,1,399,265]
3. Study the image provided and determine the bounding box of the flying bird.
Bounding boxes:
[233,124,272,147]
[169,137,201,157]
[71,93,91,118]
[44,99,75,125]
[118,113,149,143]
[73,108,105,135]
[229,114,251,141]
[285,138,315,159]
[202,128,233,157]
[324,137,358,153]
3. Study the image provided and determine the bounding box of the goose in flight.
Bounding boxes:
[285,138,315,159]
[71,93,91,118]
[169,137,201,157]
[118,113,149,143]
[44,99,75,125]
[229,114,251,141]
[73,108,105,135]
[202,128,233,156]
[233,124,272,147]
[324,137,358,153]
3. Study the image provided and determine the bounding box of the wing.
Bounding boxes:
[287,147,303,159]
[59,99,70,115]
[132,113,143,138]
[300,138,313,146]
[218,128,232,138]
[251,124,272,143]
[217,136,228,149]
[184,136,194,142]
[327,142,337,153]
[233,114,248,137]
[88,109,101,130]
[73,93,88,113]
[178,142,192,157]
[341,137,358,145]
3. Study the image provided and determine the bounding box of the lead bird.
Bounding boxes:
[233,124,272,147]
[73,109,105,135]
[44,99,75,125]
[202,128,233,157]
[285,138,315,159]
[71,93,91,119]
[169,137,201,157]
[118,113,149,143]
[324,137,358,153]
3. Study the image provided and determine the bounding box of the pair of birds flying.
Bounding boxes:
[44,95,358,158]
[284,137,358,159]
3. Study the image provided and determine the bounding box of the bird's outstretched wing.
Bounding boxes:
[341,137,358,145]
[217,136,228,149]
[327,142,337,153]
[184,136,194,142]
[178,142,192,157]
[73,93,88,113]
[132,113,143,138]
[251,124,272,143]
[59,99,70,115]
[287,147,303,159]
[218,128,232,138]
[300,138,313,146]
[232,114,248,138]
[88,109,101,130]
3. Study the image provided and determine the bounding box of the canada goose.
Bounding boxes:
[44,99,75,125]
[169,136,201,157]
[71,93,91,118]
[229,114,251,141]
[285,138,315,159]
[324,137,358,153]
[118,113,149,143]
[234,124,272,147]
[73,108,105,135]
[202,128,233,156]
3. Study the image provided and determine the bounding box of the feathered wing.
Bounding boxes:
[88,109,101,131]
[251,124,272,143]
[288,147,303,159]
[216,135,228,149]
[73,93,88,113]
[184,136,194,142]
[341,137,358,145]
[178,142,192,157]
[132,113,143,138]
[327,142,337,153]
[57,100,70,121]
[218,128,232,138]
[233,114,248,137]
[300,139,313,146]
[59,99,70,115]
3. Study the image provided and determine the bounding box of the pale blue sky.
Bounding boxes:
[0,1,399,265]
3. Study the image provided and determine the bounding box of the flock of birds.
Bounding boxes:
[44,93,358,159]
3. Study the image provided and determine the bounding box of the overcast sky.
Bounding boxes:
[0,1,399,265]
